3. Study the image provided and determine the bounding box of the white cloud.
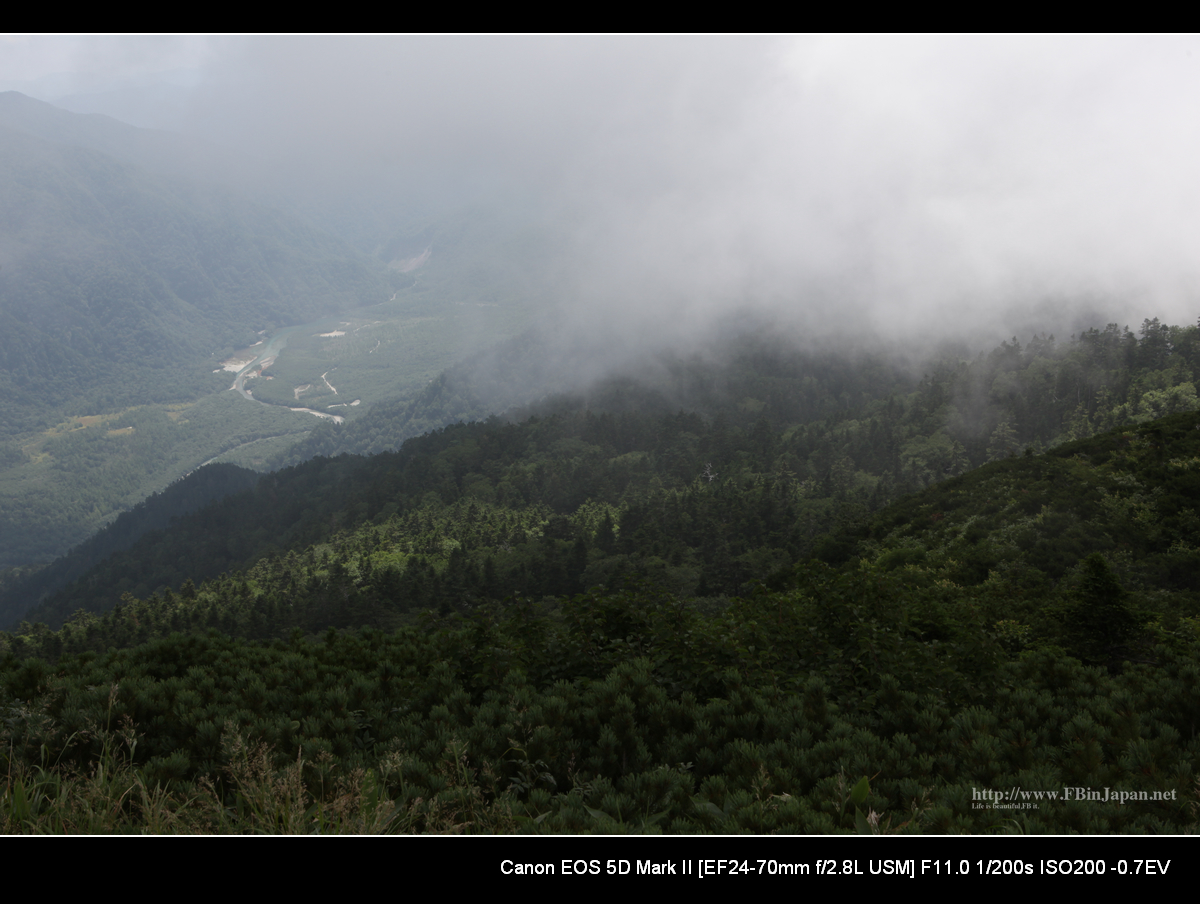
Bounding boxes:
[17,35,1200,342]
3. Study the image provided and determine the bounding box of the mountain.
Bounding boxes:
[0,95,395,566]
[0,90,243,186]
[2,379,1197,834]
[9,317,1200,636]
[0,94,1196,833]
[0,462,258,629]
[0,101,389,434]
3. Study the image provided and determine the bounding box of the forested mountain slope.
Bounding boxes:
[0,91,245,189]
[272,315,1200,470]
[0,463,258,629]
[2,403,1197,833]
[8,317,1199,639]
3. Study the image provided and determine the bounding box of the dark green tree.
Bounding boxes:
[1062,553,1138,666]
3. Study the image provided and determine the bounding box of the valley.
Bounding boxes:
[2,39,1199,836]
[0,292,529,566]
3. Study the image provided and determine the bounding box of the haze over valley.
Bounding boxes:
[1,36,1198,835]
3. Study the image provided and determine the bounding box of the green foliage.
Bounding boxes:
[2,233,1199,835]
[1062,554,1138,665]
[1,597,1196,833]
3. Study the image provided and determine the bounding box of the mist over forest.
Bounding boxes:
[11,36,1200,336]
[0,36,1198,836]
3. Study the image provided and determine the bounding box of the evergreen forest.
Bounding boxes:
[2,316,1198,834]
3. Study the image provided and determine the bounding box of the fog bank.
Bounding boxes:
[10,35,1200,347]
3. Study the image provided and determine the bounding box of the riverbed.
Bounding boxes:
[228,320,346,424]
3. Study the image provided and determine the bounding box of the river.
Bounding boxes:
[229,320,346,424]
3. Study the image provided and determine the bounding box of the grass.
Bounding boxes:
[1,698,516,834]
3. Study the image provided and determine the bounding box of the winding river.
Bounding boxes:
[229,320,346,424]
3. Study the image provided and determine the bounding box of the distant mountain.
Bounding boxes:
[0,90,241,185]
[0,95,398,566]
[0,94,390,437]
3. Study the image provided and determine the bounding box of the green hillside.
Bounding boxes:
[2,322,1198,833]
[13,317,1199,631]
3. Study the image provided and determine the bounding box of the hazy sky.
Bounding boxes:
[5,34,1200,343]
